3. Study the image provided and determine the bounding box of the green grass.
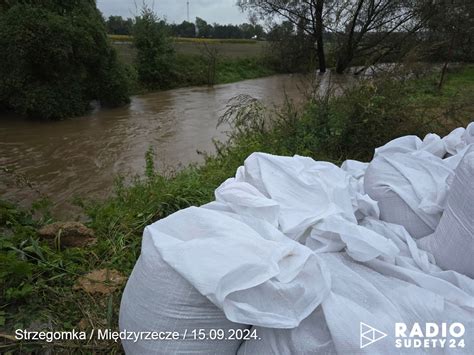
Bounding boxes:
[112,40,274,95]
[173,41,266,58]
[1,65,473,352]
[113,40,267,65]
[216,58,276,84]
[405,64,474,129]
[166,55,275,88]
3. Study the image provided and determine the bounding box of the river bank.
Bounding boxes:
[113,38,278,96]
[0,64,473,352]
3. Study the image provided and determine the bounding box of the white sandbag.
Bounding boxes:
[307,215,399,261]
[463,122,474,145]
[420,133,446,158]
[341,159,369,193]
[443,144,472,171]
[364,151,453,238]
[214,179,280,227]
[323,253,474,354]
[143,206,331,328]
[119,235,248,355]
[443,127,466,156]
[374,135,422,157]
[238,307,336,355]
[234,153,379,241]
[341,160,380,222]
[228,153,391,260]
[234,154,356,241]
[361,218,474,306]
[418,145,474,277]
[341,159,369,181]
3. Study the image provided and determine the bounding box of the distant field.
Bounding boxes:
[109,34,260,45]
[110,36,268,64]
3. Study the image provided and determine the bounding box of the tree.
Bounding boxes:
[198,42,220,85]
[0,0,130,119]
[171,20,196,37]
[212,24,243,39]
[239,23,265,39]
[239,0,327,73]
[239,0,433,74]
[266,21,316,72]
[326,0,431,73]
[106,15,134,35]
[133,5,175,88]
[195,17,213,37]
[421,0,474,88]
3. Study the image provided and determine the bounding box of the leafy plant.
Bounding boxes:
[0,0,130,119]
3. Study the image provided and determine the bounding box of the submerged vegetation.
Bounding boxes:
[1,64,473,352]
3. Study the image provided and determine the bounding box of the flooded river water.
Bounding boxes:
[1,74,315,217]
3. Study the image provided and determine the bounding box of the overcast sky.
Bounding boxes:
[97,0,249,25]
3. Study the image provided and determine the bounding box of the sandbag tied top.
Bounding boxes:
[419,144,474,277]
[145,206,331,329]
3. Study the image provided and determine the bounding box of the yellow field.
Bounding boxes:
[108,34,258,45]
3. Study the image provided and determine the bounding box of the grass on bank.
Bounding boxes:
[0,65,473,352]
[167,55,276,88]
[114,43,274,94]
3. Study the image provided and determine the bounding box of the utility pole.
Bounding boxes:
[187,1,190,22]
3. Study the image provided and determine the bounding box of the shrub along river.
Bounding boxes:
[1,74,322,217]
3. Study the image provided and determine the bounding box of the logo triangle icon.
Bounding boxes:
[360,322,387,349]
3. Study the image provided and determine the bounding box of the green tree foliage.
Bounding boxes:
[423,0,474,63]
[195,17,213,38]
[239,23,265,39]
[106,15,134,35]
[133,6,175,89]
[0,0,130,119]
[170,20,196,37]
[171,17,265,40]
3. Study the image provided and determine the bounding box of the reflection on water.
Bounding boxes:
[1,74,316,217]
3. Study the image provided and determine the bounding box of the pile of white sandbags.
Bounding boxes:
[119,123,473,354]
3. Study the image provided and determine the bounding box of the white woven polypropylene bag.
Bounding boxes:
[119,234,249,355]
[419,144,474,277]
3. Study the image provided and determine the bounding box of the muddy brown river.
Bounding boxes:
[1,74,316,217]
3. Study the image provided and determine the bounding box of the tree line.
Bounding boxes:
[105,15,265,40]
[239,0,474,74]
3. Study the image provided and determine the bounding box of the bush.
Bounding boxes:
[133,6,175,89]
[221,73,453,163]
[0,1,130,119]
